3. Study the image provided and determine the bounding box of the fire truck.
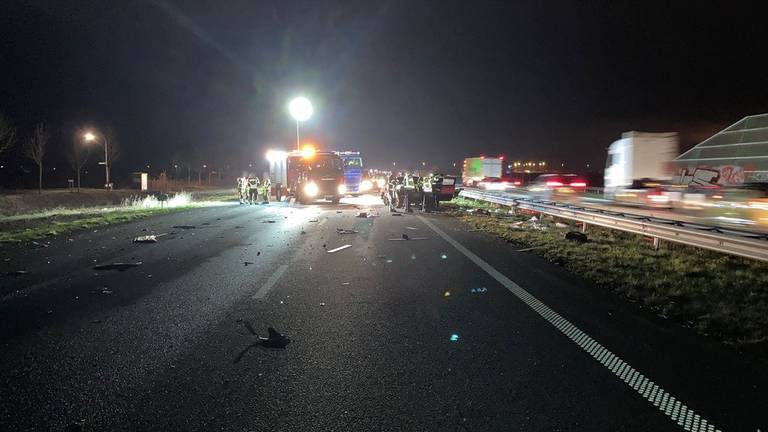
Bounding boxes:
[267,147,346,204]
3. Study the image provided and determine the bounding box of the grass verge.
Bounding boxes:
[0,205,208,243]
[442,198,768,353]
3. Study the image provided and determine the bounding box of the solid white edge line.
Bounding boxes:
[417,215,721,432]
[252,264,289,300]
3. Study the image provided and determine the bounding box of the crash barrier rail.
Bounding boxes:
[459,189,768,262]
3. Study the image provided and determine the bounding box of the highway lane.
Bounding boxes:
[0,198,766,431]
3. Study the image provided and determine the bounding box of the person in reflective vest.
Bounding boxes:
[237,177,246,204]
[247,176,260,205]
[259,173,272,203]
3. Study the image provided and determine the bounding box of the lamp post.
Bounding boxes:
[288,96,313,151]
[84,131,110,189]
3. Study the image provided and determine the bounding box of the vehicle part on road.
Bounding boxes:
[93,262,143,271]
[565,231,589,243]
[234,322,291,363]
[402,233,409,240]
[243,261,254,266]
[2,270,28,278]
[336,228,359,234]
[133,235,158,243]
[356,212,368,218]
[406,226,418,230]
[470,287,488,294]
[326,244,352,253]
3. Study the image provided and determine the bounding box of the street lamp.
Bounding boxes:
[84,131,110,189]
[288,96,313,151]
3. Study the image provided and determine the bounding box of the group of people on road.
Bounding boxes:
[383,171,443,213]
[237,173,272,204]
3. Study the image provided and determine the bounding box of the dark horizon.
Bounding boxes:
[1,0,766,187]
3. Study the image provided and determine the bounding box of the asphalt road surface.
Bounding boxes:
[1,197,766,431]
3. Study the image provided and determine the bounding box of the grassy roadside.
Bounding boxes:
[0,189,237,243]
[442,197,768,353]
[0,206,197,243]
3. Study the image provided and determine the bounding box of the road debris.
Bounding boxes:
[406,226,418,230]
[515,246,538,252]
[172,225,196,229]
[327,244,352,253]
[133,235,158,243]
[470,287,488,294]
[308,219,319,223]
[300,230,306,234]
[2,270,28,278]
[101,288,113,295]
[444,291,451,297]
[262,220,277,223]
[440,253,448,259]
[234,322,291,363]
[244,261,255,266]
[336,210,343,213]
[565,231,589,243]
[555,222,569,229]
[468,208,491,216]
[319,302,326,306]
[391,213,402,216]
[93,262,143,271]
[336,228,359,235]
[257,251,261,256]
[340,282,351,286]
[31,240,50,248]
[402,233,409,240]
[388,236,429,241]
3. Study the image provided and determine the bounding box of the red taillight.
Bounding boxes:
[570,182,587,187]
[546,181,563,187]
[513,180,522,186]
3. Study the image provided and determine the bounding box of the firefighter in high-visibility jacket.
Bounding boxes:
[259,173,271,203]
[247,176,260,204]
[237,177,246,204]
[403,173,417,213]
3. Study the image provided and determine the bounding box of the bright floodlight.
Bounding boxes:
[84,132,96,141]
[289,97,313,122]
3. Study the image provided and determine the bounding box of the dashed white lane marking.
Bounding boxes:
[252,264,289,300]
[326,244,351,253]
[418,215,721,432]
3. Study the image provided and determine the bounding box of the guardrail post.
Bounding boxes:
[653,237,660,250]
[581,222,587,233]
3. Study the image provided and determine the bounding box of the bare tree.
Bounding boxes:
[66,137,90,192]
[24,122,48,194]
[0,113,16,156]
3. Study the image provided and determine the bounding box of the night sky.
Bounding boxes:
[1,0,766,186]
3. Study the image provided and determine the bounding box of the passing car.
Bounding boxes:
[477,177,522,191]
[527,173,587,200]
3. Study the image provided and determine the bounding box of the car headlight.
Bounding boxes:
[360,180,373,191]
[304,182,319,197]
[338,184,347,194]
[376,178,385,188]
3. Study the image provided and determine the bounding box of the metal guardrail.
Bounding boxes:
[459,189,768,262]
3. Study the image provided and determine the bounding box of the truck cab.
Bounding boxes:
[287,151,345,204]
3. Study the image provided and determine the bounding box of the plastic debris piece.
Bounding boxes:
[101,288,113,295]
[244,261,254,266]
[386,259,393,263]
[3,270,28,278]
[133,235,158,243]
[327,244,352,253]
[93,262,143,271]
[319,302,326,306]
[565,231,588,243]
[406,226,418,230]
[336,228,359,234]
[555,222,568,229]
